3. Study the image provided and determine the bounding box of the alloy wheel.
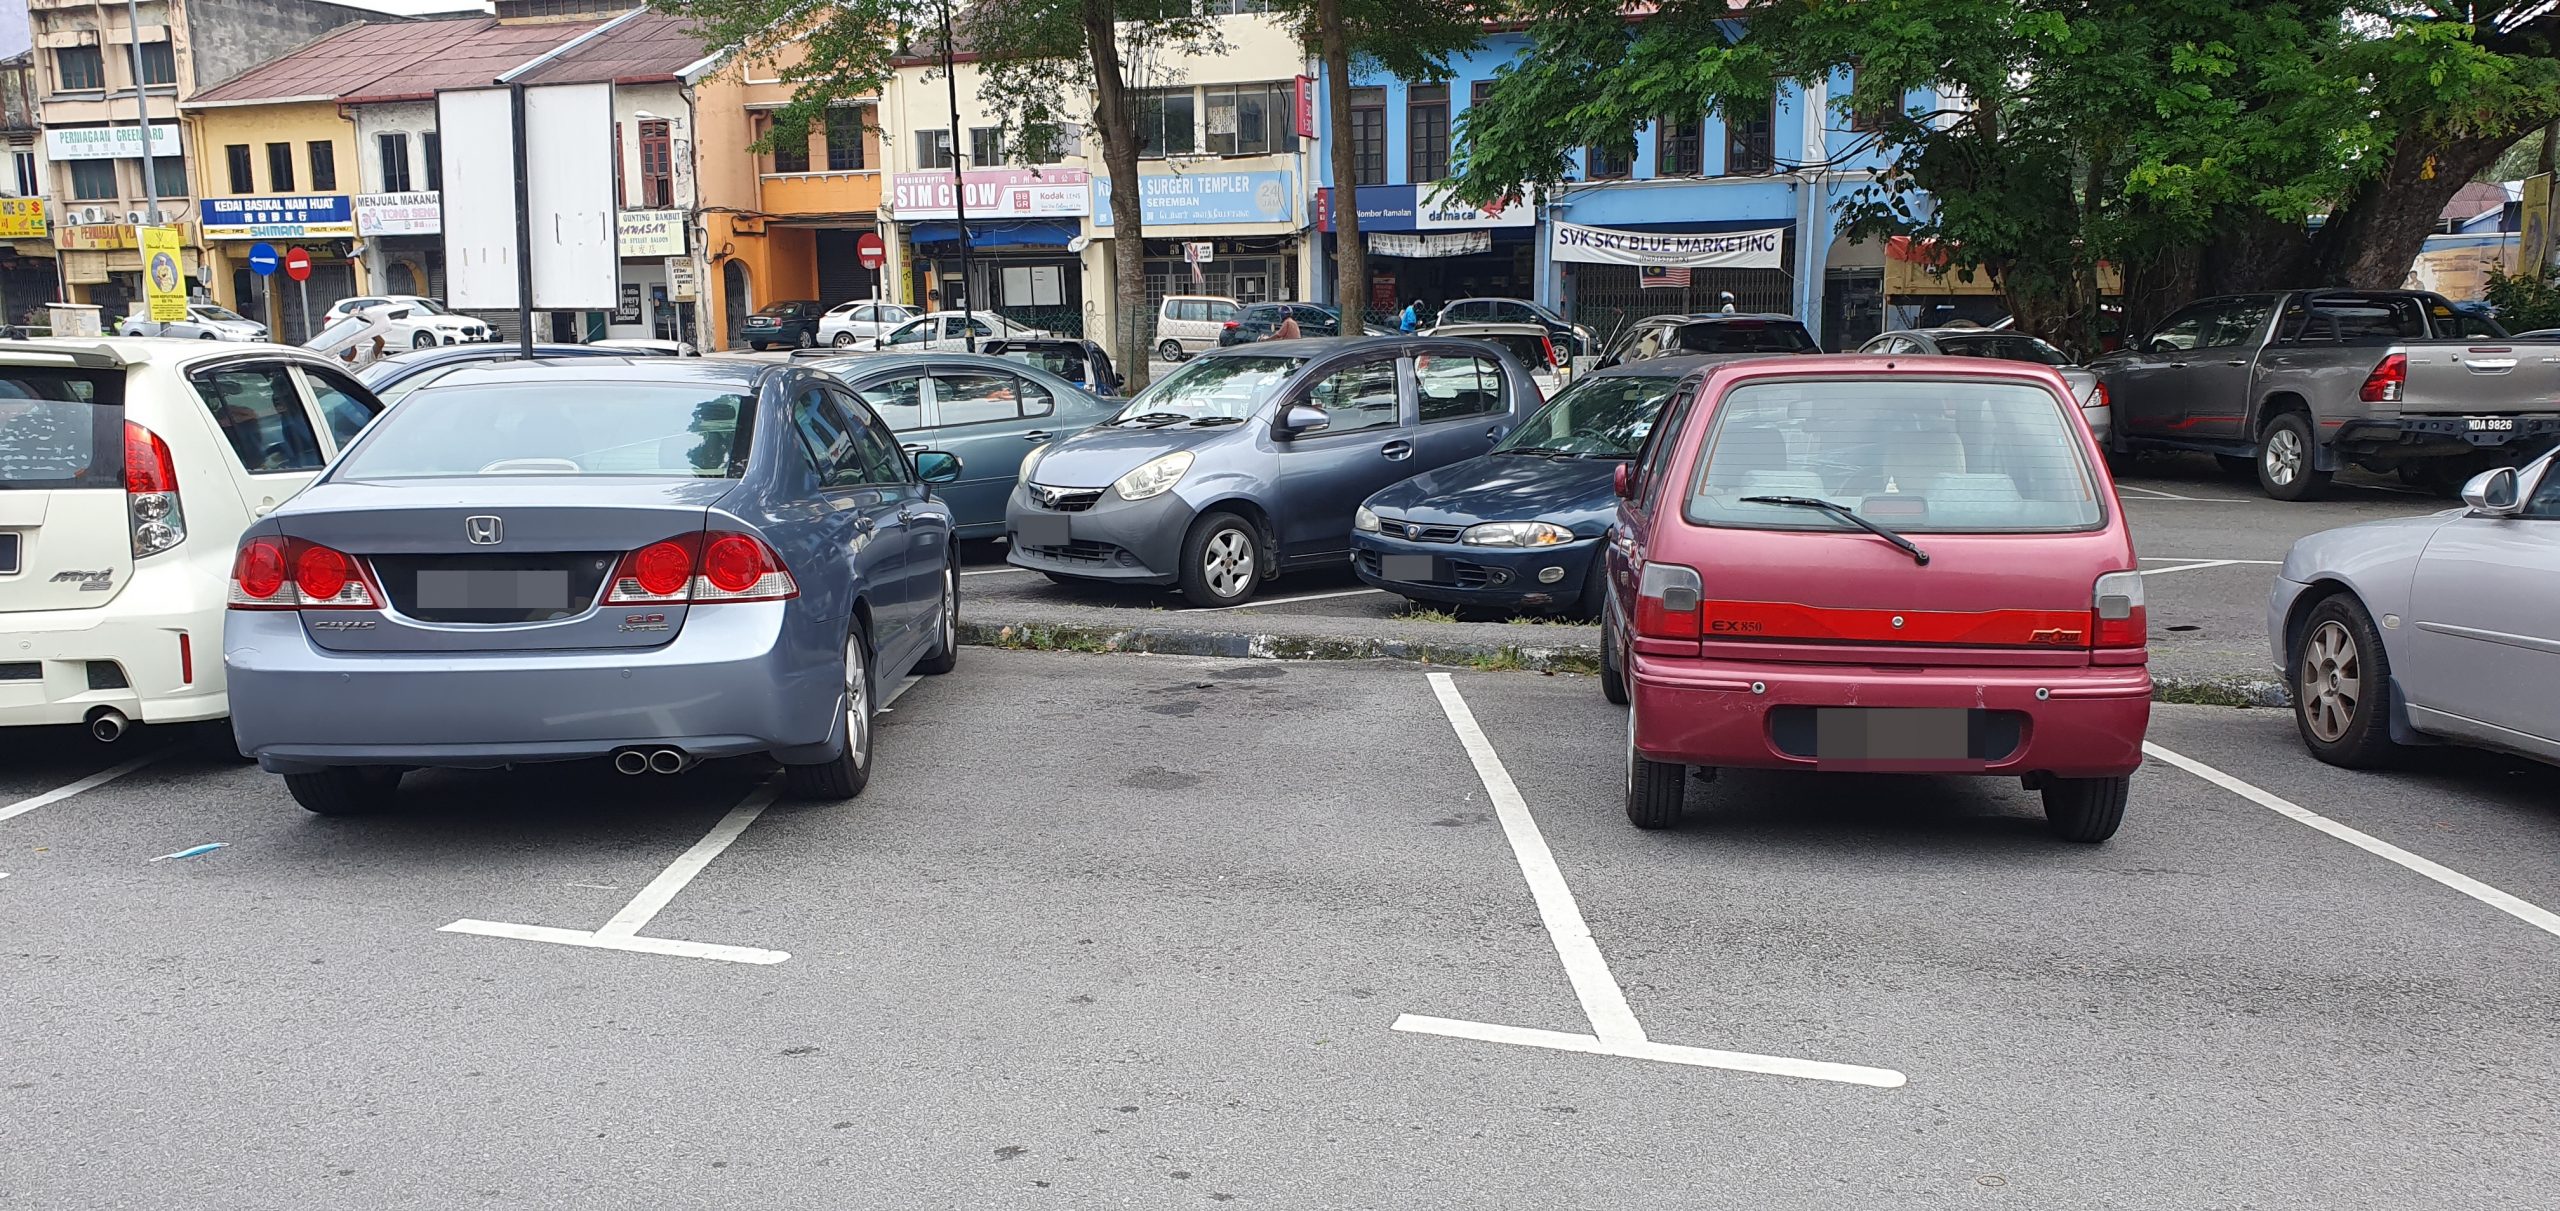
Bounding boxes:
[940,568,957,653]
[843,635,871,764]
[2298,619,2359,743]
[1202,529,1255,599]
[2265,428,2304,486]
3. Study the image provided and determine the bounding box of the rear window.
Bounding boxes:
[1472,333,1551,366]
[2279,295,2427,345]
[1679,321,1818,355]
[1687,378,2102,533]
[335,382,753,479]
[0,368,121,490]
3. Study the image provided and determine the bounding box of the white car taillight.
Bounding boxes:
[2092,570,2146,648]
[124,421,185,559]
[1635,561,1704,639]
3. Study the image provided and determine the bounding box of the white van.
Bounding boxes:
[1152,295,1240,362]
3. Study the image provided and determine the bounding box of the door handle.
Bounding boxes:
[2167,362,2190,369]
[1381,440,1413,460]
[900,442,926,452]
[1484,425,1505,441]
[2224,359,2248,367]
[1021,431,1052,442]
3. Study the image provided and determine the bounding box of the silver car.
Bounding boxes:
[1860,327,2112,448]
[2269,448,2560,769]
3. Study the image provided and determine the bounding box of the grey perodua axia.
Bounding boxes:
[1004,337,1541,606]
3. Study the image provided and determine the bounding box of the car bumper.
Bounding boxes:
[2081,403,2114,448]
[1348,531,1600,611]
[1629,652,2151,779]
[223,602,841,774]
[0,596,228,729]
[1003,484,1196,585]
[2336,415,2560,454]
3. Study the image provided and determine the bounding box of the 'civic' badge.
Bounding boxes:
[465,515,503,545]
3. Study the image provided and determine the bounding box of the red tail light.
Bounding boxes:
[606,531,798,605]
[2091,571,2146,650]
[228,537,380,610]
[2094,380,2110,408]
[1222,320,1240,330]
[1634,562,1703,639]
[1539,334,1559,369]
[2358,353,2406,403]
[124,421,185,558]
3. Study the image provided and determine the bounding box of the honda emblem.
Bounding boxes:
[465,515,504,545]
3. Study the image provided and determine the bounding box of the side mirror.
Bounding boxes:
[914,450,963,484]
[2462,466,2523,516]
[1279,403,1330,437]
[1613,462,1636,499]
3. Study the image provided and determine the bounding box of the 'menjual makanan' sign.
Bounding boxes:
[1547,220,1786,269]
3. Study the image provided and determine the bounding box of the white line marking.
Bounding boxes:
[2139,559,2241,577]
[2116,483,2246,503]
[2144,741,2560,944]
[440,919,788,965]
[0,755,159,826]
[596,782,780,938]
[961,566,1034,577]
[1417,672,1908,1087]
[1392,1015,1907,1088]
[2140,556,2282,566]
[1191,586,1389,612]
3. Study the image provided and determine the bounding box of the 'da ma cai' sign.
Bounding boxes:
[1548,220,1786,270]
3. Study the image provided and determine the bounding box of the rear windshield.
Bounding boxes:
[0,368,122,490]
[1686,378,2102,533]
[1679,321,1818,355]
[1001,348,1091,382]
[1464,332,1552,366]
[1498,374,1681,458]
[335,382,753,479]
[1109,355,1303,424]
[1933,334,2072,365]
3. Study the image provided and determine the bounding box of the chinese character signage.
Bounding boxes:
[617,209,687,258]
[1090,171,1294,227]
[355,192,441,237]
[198,195,355,241]
[141,226,189,323]
[0,198,47,239]
[891,169,1090,221]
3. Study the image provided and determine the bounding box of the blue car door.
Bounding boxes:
[1273,353,1416,559]
[831,386,946,672]
[923,365,1056,532]
[1407,350,1516,471]
[786,385,909,645]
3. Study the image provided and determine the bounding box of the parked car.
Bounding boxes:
[0,337,383,741]
[1601,354,2149,841]
[1152,295,1241,362]
[795,351,1117,537]
[2269,447,2560,771]
[357,343,657,406]
[817,301,919,348]
[116,303,267,341]
[741,300,826,350]
[223,358,965,813]
[2092,289,2560,500]
[1006,337,1540,606]
[1599,313,1821,367]
[591,338,696,357]
[874,310,1050,352]
[1434,297,1593,359]
[322,295,492,347]
[1860,328,2112,447]
[981,337,1121,397]
[1433,322,1567,398]
[1352,357,1713,617]
[1220,302,1347,346]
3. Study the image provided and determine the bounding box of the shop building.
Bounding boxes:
[1,51,59,328]
[692,42,878,351]
[176,98,357,341]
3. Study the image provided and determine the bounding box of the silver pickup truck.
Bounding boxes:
[2093,289,2560,500]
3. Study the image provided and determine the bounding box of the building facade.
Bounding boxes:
[1,50,59,327]
[183,97,356,340]
[693,43,882,351]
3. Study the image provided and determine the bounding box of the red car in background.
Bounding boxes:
[1598,355,2150,842]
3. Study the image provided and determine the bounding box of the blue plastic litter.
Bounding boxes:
[149,843,226,863]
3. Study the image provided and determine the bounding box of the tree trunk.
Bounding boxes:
[1085,0,1152,390]
[2196,213,2319,297]
[2316,133,2514,290]
[1318,0,1362,337]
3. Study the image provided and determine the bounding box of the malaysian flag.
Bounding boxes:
[1641,265,1692,289]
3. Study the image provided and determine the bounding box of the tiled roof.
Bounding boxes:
[516,12,712,86]
[185,14,615,106]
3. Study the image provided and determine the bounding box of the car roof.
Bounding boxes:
[1587,353,1773,379]
[424,356,775,389]
[374,343,614,367]
[1434,322,1550,335]
[1642,312,1803,324]
[0,336,328,370]
[1685,352,2074,392]
[1210,335,1527,362]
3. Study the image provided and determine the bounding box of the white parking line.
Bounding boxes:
[961,566,1034,578]
[2141,557,2283,565]
[2144,741,2560,944]
[1189,587,1388,612]
[2117,483,2247,503]
[0,754,160,827]
[1399,673,1907,1088]
[2139,559,2241,576]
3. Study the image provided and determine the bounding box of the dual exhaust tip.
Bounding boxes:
[613,748,692,776]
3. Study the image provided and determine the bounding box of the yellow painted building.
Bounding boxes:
[693,47,883,351]
[179,98,365,341]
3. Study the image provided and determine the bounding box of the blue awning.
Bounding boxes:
[908,219,1081,249]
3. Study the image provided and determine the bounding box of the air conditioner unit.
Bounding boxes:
[80,206,107,225]
[124,209,146,225]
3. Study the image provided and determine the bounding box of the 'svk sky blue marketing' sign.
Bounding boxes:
[1091,171,1294,227]
[198,195,356,241]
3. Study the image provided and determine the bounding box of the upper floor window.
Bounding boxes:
[1657,117,1703,177]
[422,132,442,191]
[826,107,865,171]
[138,42,175,87]
[69,159,117,201]
[913,129,953,170]
[309,140,337,191]
[267,142,295,192]
[1845,65,1888,132]
[1406,85,1449,182]
[971,126,1002,167]
[1585,140,1633,180]
[770,118,810,173]
[1349,87,1386,186]
[225,144,253,194]
[639,120,672,207]
[150,155,184,198]
[1725,93,1775,175]
[12,151,38,198]
[1206,83,1295,157]
[378,133,412,192]
[1136,88,1196,159]
[55,47,104,92]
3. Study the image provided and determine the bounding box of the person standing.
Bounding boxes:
[1398,300,1418,333]
[1275,312,1301,340]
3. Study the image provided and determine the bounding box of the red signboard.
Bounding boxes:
[855,232,886,269]
[1294,76,1315,140]
[283,246,312,282]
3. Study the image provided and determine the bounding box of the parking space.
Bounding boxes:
[6,649,2558,1205]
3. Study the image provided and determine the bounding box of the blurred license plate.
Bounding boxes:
[1380,553,1439,582]
[416,569,570,610]
[1016,514,1071,546]
[1814,708,1971,760]
[2468,417,2515,431]
[0,533,16,574]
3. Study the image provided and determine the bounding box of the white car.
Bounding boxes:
[323,295,492,348]
[115,303,268,342]
[816,301,918,348]
[590,338,696,357]
[874,310,1050,352]
[0,338,383,740]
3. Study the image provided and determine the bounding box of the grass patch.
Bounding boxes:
[1540,650,1604,675]
[985,623,1117,654]
[1392,605,1460,624]
[1466,646,1529,671]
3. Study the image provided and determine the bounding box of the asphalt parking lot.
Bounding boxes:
[6,648,2556,1207]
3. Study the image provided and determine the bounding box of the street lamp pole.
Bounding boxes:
[124,0,162,333]
[938,0,975,352]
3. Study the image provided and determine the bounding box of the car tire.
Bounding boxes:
[1176,512,1262,608]
[831,331,855,347]
[2289,593,2405,769]
[748,341,766,352]
[2040,776,2128,843]
[199,332,220,340]
[2255,413,2331,501]
[1623,701,1684,829]
[915,561,959,676]
[1570,561,1607,622]
[796,329,816,349]
[1156,339,1184,362]
[783,622,874,801]
[286,767,401,816]
[1599,605,1629,706]
[412,331,436,350]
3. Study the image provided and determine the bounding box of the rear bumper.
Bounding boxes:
[1348,532,1600,611]
[223,602,841,774]
[1629,652,2151,779]
[2335,414,2560,455]
[0,563,227,729]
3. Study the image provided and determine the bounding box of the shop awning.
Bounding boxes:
[908,219,1082,249]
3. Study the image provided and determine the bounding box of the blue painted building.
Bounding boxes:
[1313,32,1931,348]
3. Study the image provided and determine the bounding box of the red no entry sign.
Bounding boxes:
[284,246,312,282]
[855,232,886,270]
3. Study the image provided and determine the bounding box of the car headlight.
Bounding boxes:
[1112,450,1194,501]
[1460,520,1576,547]
[1020,441,1050,479]
[1354,505,1381,533]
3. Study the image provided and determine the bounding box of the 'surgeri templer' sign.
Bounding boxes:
[890,169,1090,220]
[1548,220,1787,269]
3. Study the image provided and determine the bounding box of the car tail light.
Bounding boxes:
[1539,334,1559,369]
[2091,571,2146,649]
[227,536,380,610]
[124,421,185,558]
[2358,353,2406,403]
[1634,562,1703,639]
[2093,380,2110,408]
[606,531,799,605]
[1223,320,1240,330]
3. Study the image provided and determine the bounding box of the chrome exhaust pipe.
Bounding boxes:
[87,707,128,744]
[612,750,650,776]
[647,748,688,775]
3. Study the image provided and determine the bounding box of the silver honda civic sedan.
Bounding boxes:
[225,358,965,814]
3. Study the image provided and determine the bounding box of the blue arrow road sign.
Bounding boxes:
[248,243,279,276]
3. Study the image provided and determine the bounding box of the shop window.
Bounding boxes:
[55,47,104,91]
[423,132,441,191]
[309,141,337,191]
[1584,140,1632,180]
[771,119,809,173]
[267,143,295,192]
[1407,85,1449,182]
[913,129,953,170]
[378,133,412,192]
[13,151,37,197]
[971,126,1002,167]
[151,155,185,197]
[1206,83,1294,157]
[1349,88,1386,185]
[225,144,253,194]
[1136,88,1196,159]
[825,108,864,171]
[1725,93,1775,175]
[69,159,117,201]
[639,120,672,207]
[138,42,175,87]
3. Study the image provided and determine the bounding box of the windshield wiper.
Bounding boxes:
[1739,496,1931,566]
[1497,445,1580,458]
[1187,415,1245,427]
[1112,411,1192,427]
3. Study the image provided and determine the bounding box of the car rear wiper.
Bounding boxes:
[1740,495,1931,566]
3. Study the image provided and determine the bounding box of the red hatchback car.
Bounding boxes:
[1599,355,2150,841]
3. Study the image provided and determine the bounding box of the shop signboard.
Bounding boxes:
[891,169,1089,220]
[1317,185,1534,233]
[1546,220,1787,270]
[0,197,47,239]
[1090,171,1294,227]
[667,258,698,301]
[46,123,180,160]
[617,209,687,257]
[355,192,441,237]
[198,195,355,241]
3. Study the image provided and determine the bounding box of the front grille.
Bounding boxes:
[1020,540,1122,565]
[1028,484,1105,513]
[1354,550,1505,588]
[0,662,38,682]
[1373,514,1464,544]
[85,661,127,690]
[369,552,617,624]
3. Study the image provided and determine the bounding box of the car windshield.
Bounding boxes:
[334,382,752,479]
[1496,374,1681,458]
[1677,321,1819,354]
[1933,334,2072,366]
[1687,378,2102,533]
[1109,355,1303,423]
[403,298,456,316]
[194,304,251,323]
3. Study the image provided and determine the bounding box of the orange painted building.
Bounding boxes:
[692,47,884,351]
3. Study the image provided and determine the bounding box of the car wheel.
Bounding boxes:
[915,561,959,676]
[1156,339,1184,362]
[784,623,874,801]
[831,331,855,347]
[796,329,816,349]
[199,332,220,340]
[412,331,436,350]
[1623,701,1684,829]
[2255,413,2331,501]
[1177,512,1261,607]
[748,341,767,352]
[1599,604,1629,706]
[2040,776,2128,843]
[2290,594,2404,769]
[286,767,402,816]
